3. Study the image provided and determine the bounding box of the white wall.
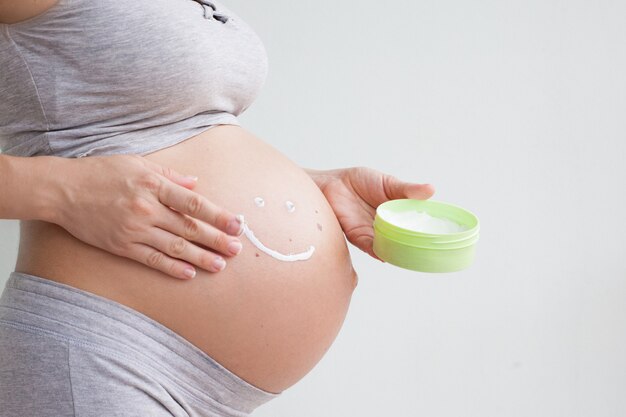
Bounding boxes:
[2,0,625,416]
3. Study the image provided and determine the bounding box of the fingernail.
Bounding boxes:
[236,214,244,235]
[228,240,242,255]
[212,257,226,271]
[185,175,198,181]
[227,215,244,236]
[183,267,196,278]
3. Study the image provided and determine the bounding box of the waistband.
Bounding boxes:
[0,271,280,415]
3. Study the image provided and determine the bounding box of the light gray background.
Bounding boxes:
[1,0,625,416]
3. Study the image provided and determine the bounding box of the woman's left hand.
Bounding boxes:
[304,167,435,260]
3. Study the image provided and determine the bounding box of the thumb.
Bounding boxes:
[383,174,435,200]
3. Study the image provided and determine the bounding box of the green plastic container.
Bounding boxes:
[372,199,479,273]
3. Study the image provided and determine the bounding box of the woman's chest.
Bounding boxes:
[15,0,268,117]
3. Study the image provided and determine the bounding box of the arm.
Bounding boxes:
[0,154,60,222]
[0,153,244,279]
[0,0,65,214]
[0,0,59,24]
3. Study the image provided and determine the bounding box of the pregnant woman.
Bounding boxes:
[0,1,434,416]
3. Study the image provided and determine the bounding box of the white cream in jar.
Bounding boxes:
[377,208,467,234]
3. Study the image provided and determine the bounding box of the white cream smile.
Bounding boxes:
[236,214,315,261]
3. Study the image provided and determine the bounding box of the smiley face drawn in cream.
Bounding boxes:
[236,197,316,262]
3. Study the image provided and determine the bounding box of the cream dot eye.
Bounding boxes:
[285,201,295,213]
[254,197,265,207]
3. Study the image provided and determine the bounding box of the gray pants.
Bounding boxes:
[0,272,280,417]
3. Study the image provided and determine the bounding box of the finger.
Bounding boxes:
[142,226,228,273]
[127,242,199,280]
[382,174,435,201]
[347,230,377,259]
[157,181,243,236]
[360,239,382,261]
[141,157,199,189]
[369,247,385,262]
[153,207,243,257]
[405,183,436,200]
[359,239,384,262]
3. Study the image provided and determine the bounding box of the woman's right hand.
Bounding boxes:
[49,154,244,280]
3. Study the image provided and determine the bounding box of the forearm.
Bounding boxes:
[0,154,64,222]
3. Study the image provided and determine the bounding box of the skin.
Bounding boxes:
[0,0,436,274]
[0,0,60,24]
[303,167,435,260]
[0,0,436,394]
[10,125,433,393]
[0,153,246,280]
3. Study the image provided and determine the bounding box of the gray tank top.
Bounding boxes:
[0,0,268,158]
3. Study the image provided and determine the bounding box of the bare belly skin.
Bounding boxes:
[15,124,358,394]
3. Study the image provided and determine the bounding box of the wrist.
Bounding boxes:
[34,156,72,224]
[0,155,65,223]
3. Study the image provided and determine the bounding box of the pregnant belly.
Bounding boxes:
[15,124,358,394]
